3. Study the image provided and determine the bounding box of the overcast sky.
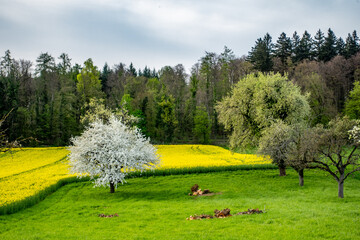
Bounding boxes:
[0,0,359,73]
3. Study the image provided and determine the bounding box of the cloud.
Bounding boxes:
[0,0,359,72]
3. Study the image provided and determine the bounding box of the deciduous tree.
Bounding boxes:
[76,58,104,105]
[216,73,310,149]
[193,106,211,144]
[344,81,360,119]
[258,121,293,176]
[310,117,360,198]
[68,115,159,193]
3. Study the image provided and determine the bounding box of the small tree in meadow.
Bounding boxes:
[68,115,159,193]
[310,117,360,198]
[258,121,294,176]
[259,121,314,184]
[286,125,317,186]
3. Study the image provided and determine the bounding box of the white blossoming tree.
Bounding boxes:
[68,116,159,193]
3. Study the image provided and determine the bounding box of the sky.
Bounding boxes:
[0,0,359,73]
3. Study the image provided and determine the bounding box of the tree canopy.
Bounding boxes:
[309,117,360,198]
[344,81,360,119]
[68,115,159,193]
[0,28,359,146]
[216,73,310,149]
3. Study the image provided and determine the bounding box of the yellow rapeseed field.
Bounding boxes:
[0,145,270,207]
[0,147,68,178]
[0,161,73,206]
[157,145,270,168]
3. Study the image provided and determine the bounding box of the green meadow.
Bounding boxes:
[1,169,359,240]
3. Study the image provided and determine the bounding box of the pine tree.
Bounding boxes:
[274,32,292,68]
[314,29,325,61]
[296,31,313,62]
[247,33,273,72]
[100,63,111,93]
[321,28,337,62]
[128,63,137,77]
[57,53,72,75]
[291,31,301,63]
[336,37,346,57]
[35,52,55,76]
[143,66,151,78]
[345,30,360,58]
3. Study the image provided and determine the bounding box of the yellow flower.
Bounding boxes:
[0,147,68,178]
[0,145,270,207]
[156,145,270,169]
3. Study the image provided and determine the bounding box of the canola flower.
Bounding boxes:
[0,147,68,179]
[0,145,270,208]
[0,160,74,207]
[156,145,270,169]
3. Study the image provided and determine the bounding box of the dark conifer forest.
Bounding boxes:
[1,28,359,146]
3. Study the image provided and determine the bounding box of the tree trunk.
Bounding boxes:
[338,179,344,198]
[298,169,304,186]
[279,166,286,176]
[110,182,115,193]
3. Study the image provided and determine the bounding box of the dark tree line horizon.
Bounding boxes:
[1,28,360,146]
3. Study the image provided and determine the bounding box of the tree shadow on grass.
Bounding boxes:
[88,188,185,202]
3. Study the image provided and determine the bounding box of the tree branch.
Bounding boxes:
[343,167,360,182]
[312,159,339,181]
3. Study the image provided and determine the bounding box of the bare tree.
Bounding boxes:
[0,110,19,152]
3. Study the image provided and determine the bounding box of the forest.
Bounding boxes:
[1,28,360,146]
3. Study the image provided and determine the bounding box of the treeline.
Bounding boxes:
[248,28,360,124]
[0,28,359,146]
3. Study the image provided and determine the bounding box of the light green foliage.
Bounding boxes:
[216,73,310,149]
[81,98,138,128]
[120,94,133,112]
[80,98,113,126]
[159,95,177,126]
[76,58,104,103]
[344,81,360,119]
[193,106,211,144]
[158,93,178,142]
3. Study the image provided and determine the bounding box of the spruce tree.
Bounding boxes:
[291,31,301,63]
[128,63,137,77]
[336,37,346,57]
[274,32,292,68]
[321,28,337,62]
[297,31,313,62]
[314,29,325,61]
[345,30,360,58]
[247,33,273,72]
[100,63,111,93]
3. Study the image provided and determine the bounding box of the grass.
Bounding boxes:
[0,169,359,240]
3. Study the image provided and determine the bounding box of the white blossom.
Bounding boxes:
[349,125,360,145]
[68,116,160,190]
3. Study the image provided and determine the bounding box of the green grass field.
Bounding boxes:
[1,169,359,240]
